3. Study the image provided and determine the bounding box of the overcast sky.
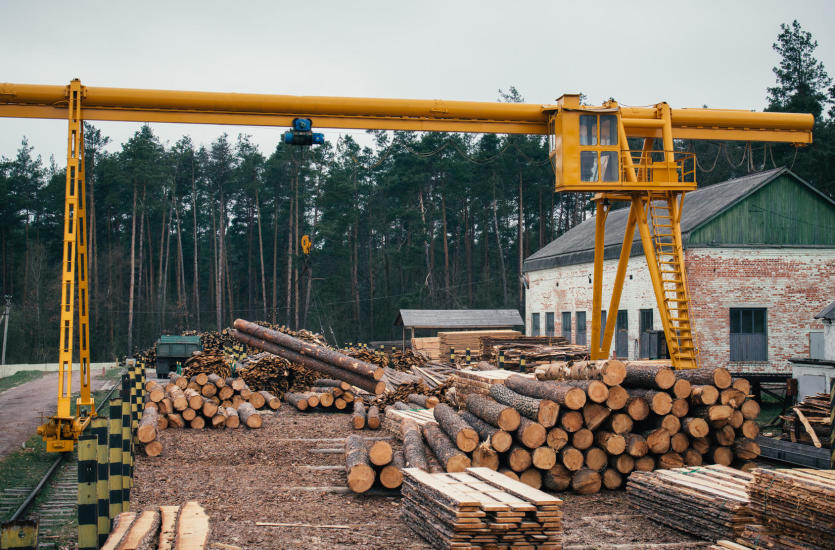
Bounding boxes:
[2,0,834,164]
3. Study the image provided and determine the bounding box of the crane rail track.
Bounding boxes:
[1,374,123,545]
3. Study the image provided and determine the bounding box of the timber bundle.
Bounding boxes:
[101,501,209,550]
[740,468,835,549]
[438,329,521,360]
[626,465,755,540]
[780,392,832,447]
[478,336,588,370]
[237,351,321,399]
[344,434,405,493]
[231,318,387,394]
[394,361,761,494]
[183,353,231,380]
[401,467,563,550]
[283,379,362,413]
[138,373,280,456]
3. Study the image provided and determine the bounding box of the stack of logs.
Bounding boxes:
[282,379,359,413]
[138,373,281,456]
[344,434,405,493]
[231,318,386,395]
[385,361,762,494]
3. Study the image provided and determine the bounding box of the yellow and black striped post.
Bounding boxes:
[134,362,143,425]
[77,433,97,550]
[92,417,109,547]
[0,520,38,550]
[519,357,526,373]
[120,396,131,511]
[108,398,123,521]
[450,347,456,363]
[128,364,138,433]
[499,350,505,369]
[465,348,471,365]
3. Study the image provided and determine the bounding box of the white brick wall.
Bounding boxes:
[525,247,835,372]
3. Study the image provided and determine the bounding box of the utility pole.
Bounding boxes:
[1,296,10,365]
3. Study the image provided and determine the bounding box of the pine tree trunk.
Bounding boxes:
[491,197,507,305]
[127,184,138,354]
[191,158,200,329]
[255,190,268,321]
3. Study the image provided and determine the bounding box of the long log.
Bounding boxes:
[459,411,512,453]
[237,402,262,428]
[504,375,586,410]
[628,388,672,415]
[400,419,429,471]
[464,394,521,432]
[472,442,500,470]
[259,390,281,410]
[224,407,239,428]
[622,363,675,390]
[285,392,309,411]
[433,403,479,452]
[519,468,543,489]
[138,406,159,444]
[345,434,375,493]
[559,379,610,404]
[533,359,626,386]
[366,406,381,430]
[231,329,385,394]
[488,383,559,427]
[674,367,732,389]
[352,400,366,429]
[233,319,383,380]
[421,422,471,472]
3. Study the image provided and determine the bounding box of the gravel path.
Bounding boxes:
[0,368,112,459]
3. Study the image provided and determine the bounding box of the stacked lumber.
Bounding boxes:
[479,335,587,369]
[781,392,832,447]
[401,466,563,550]
[344,434,405,493]
[412,337,441,360]
[100,502,209,550]
[140,374,276,456]
[438,330,521,360]
[388,362,761,493]
[741,468,835,549]
[232,318,386,394]
[626,465,754,540]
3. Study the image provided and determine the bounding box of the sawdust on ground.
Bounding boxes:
[130,406,706,550]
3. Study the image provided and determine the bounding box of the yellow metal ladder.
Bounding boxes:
[647,192,699,368]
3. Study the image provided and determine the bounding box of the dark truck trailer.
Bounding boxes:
[155,335,202,376]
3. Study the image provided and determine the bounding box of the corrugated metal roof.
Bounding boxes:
[394,309,524,329]
[524,167,800,272]
[815,300,835,321]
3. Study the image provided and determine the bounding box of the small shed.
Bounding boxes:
[394,309,523,349]
[790,300,835,401]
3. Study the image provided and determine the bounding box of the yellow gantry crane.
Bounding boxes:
[0,80,813,451]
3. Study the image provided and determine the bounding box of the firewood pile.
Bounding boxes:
[138,373,280,456]
[780,392,832,447]
[101,502,209,550]
[479,336,588,370]
[740,468,835,549]
[401,466,563,550]
[344,434,405,493]
[183,352,231,380]
[382,361,762,494]
[626,465,755,540]
[232,318,386,394]
[236,351,321,399]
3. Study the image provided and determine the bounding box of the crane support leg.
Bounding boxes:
[599,198,639,356]
[38,79,93,452]
[589,201,608,359]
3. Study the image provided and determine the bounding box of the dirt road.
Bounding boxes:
[0,369,113,459]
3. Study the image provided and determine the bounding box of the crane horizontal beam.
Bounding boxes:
[0,82,814,142]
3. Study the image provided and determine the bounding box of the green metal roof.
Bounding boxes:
[157,334,201,345]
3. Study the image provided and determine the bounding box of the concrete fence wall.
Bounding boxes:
[0,362,119,378]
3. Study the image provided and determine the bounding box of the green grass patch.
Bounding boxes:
[102,367,126,381]
[0,434,54,522]
[0,370,47,394]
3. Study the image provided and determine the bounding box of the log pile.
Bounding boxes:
[626,465,754,540]
[101,502,209,550]
[139,373,277,456]
[387,362,761,493]
[401,466,563,550]
[283,381,362,413]
[232,318,386,394]
[344,434,404,493]
[236,351,321,399]
[183,353,231,380]
[741,468,835,549]
[781,392,832,447]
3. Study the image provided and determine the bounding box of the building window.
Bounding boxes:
[576,311,587,346]
[531,313,541,337]
[545,312,555,337]
[562,312,572,342]
[730,308,767,361]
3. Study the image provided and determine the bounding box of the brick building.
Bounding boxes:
[523,168,835,375]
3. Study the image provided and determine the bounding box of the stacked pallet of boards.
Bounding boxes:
[384,360,762,494]
[401,467,562,550]
[437,330,521,360]
[411,337,441,360]
[739,468,835,549]
[479,335,588,370]
[101,501,209,550]
[138,373,279,456]
[626,465,754,540]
